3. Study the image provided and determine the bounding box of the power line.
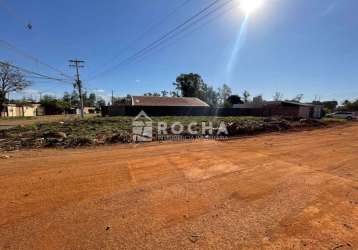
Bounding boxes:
[0,40,73,79]
[87,0,227,82]
[93,0,193,72]
[119,0,236,70]
[0,61,72,83]
[127,1,236,68]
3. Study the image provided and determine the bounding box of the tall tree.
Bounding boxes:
[0,62,31,115]
[70,90,80,107]
[243,90,251,103]
[87,93,96,107]
[218,84,232,105]
[226,95,243,107]
[201,83,219,107]
[173,73,204,98]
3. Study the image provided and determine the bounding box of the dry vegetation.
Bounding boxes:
[0,115,347,151]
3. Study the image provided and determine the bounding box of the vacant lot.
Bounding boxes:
[1,124,358,249]
[0,115,344,151]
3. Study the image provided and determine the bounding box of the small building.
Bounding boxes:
[76,107,97,115]
[1,103,44,117]
[263,101,322,119]
[234,101,323,119]
[106,96,210,116]
[131,96,210,107]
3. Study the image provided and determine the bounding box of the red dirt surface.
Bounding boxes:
[1,124,358,249]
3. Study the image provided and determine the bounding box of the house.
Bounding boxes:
[234,101,323,119]
[263,101,322,119]
[130,96,210,107]
[75,107,97,115]
[106,96,210,116]
[1,103,45,117]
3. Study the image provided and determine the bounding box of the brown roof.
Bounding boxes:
[131,96,209,107]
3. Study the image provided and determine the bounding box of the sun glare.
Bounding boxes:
[240,0,264,15]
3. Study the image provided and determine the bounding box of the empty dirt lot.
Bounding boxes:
[1,124,358,249]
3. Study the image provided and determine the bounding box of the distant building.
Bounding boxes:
[105,96,210,116]
[76,107,97,115]
[1,103,44,117]
[234,101,323,119]
[130,96,209,107]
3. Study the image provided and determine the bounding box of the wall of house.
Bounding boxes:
[299,106,311,119]
[105,106,264,117]
[262,105,300,118]
[1,105,43,117]
[104,105,321,119]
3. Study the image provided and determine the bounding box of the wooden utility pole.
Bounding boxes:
[69,59,85,118]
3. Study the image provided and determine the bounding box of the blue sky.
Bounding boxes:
[1,0,357,103]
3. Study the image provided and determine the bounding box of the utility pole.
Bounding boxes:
[69,59,85,118]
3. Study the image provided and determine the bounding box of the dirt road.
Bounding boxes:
[1,124,358,249]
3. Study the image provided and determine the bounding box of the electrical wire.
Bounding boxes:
[95,0,193,72]
[0,40,73,80]
[128,1,236,68]
[87,0,229,82]
[0,61,72,84]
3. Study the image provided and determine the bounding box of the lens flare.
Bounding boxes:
[226,15,249,75]
[240,0,264,14]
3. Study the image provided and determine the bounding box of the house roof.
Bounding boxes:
[265,101,315,107]
[131,96,209,107]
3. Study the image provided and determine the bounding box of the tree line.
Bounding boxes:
[1,61,358,116]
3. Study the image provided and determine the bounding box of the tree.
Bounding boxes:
[201,84,219,107]
[243,90,251,103]
[113,95,131,106]
[87,93,96,107]
[170,91,180,97]
[0,62,31,116]
[226,95,244,107]
[62,92,71,104]
[161,90,168,97]
[273,92,283,101]
[96,98,106,108]
[173,73,204,98]
[70,90,79,107]
[40,95,69,115]
[218,84,232,105]
[339,99,358,111]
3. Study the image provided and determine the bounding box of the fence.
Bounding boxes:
[102,106,265,117]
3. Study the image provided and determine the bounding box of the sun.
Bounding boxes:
[240,0,264,15]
